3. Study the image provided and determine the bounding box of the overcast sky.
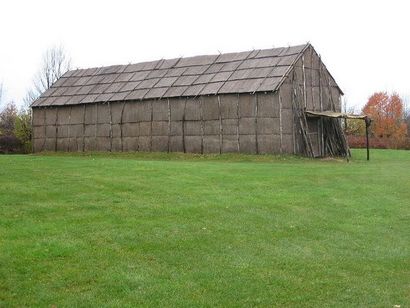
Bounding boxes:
[0,0,408,111]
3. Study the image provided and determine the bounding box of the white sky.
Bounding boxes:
[0,0,409,111]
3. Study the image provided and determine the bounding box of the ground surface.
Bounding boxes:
[0,149,409,307]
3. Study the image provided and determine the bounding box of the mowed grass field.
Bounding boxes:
[0,149,409,307]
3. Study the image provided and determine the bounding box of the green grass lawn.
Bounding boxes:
[0,149,409,307]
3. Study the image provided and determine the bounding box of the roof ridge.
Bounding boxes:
[32,43,321,107]
[63,44,309,74]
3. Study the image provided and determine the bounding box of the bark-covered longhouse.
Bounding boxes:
[31,43,348,157]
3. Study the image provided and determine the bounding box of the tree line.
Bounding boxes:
[346,92,410,149]
[0,47,71,153]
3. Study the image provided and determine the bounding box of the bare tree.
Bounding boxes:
[28,46,71,104]
[23,88,40,108]
[0,82,3,106]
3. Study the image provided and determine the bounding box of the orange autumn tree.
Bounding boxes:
[362,92,407,148]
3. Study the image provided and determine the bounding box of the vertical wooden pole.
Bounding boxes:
[120,102,126,152]
[199,97,204,154]
[290,73,297,154]
[42,107,47,152]
[310,47,315,111]
[108,102,113,152]
[217,95,222,154]
[55,108,59,152]
[319,57,323,112]
[236,94,240,152]
[327,78,336,111]
[318,57,324,156]
[365,117,370,161]
[182,98,187,153]
[95,102,98,151]
[67,106,72,152]
[254,94,259,154]
[82,104,86,152]
[279,92,283,154]
[167,98,171,153]
[302,55,307,108]
[150,100,153,152]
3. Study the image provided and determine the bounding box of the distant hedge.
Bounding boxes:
[347,135,410,150]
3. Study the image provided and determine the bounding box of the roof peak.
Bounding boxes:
[69,43,310,74]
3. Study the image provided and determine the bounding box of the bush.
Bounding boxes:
[347,135,408,149]
[0,135,23,154]
[0,102,32,154]
[14,111,32,153]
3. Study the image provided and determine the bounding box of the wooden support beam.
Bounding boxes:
[120,102,126,152]
[82,104,86,152]
[217,95,222,154]
[365,117,371,161]
[318,57,325,156]
[302,55,307,108]
[167,98,171,153]
[95,102,98,151]
[310,47,315,111]
[182,98,187,153]
[291,69,314,158]
[149,100,153,152]
[236,94,240,152]
[254,94,259,154]
[55,107,59,152]
[279,92,283,154]
[41,107,47,152]
[200,97,205,154]
[108,102,113,152]
[67,106,72,152]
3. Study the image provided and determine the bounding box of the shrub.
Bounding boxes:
[0,135,23,154]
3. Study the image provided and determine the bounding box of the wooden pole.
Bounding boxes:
[278,92,283,154]
[95,102,98,151]
[236,94,240,153]
[200,97,205,154]
[67,106,72,152]
[291,74,314,158]
[318,56,323,112]
[120,102,126,152]
[365,117,370,161]
[310,47,315,110]
[318,56,324,156]
[167,98,171,153]
[254,94,259,154]
[217,95,222,154]
[302,55,307,108]
[108,102,113,152]
[55,108,59,152]
[182,98,187,153]
[150,100,153,152]
[290,77,297,154]
[82,104,86,152]
[290,73,297,154]
[42,107,47,152]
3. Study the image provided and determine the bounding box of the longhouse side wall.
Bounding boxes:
[32,92,296,154]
